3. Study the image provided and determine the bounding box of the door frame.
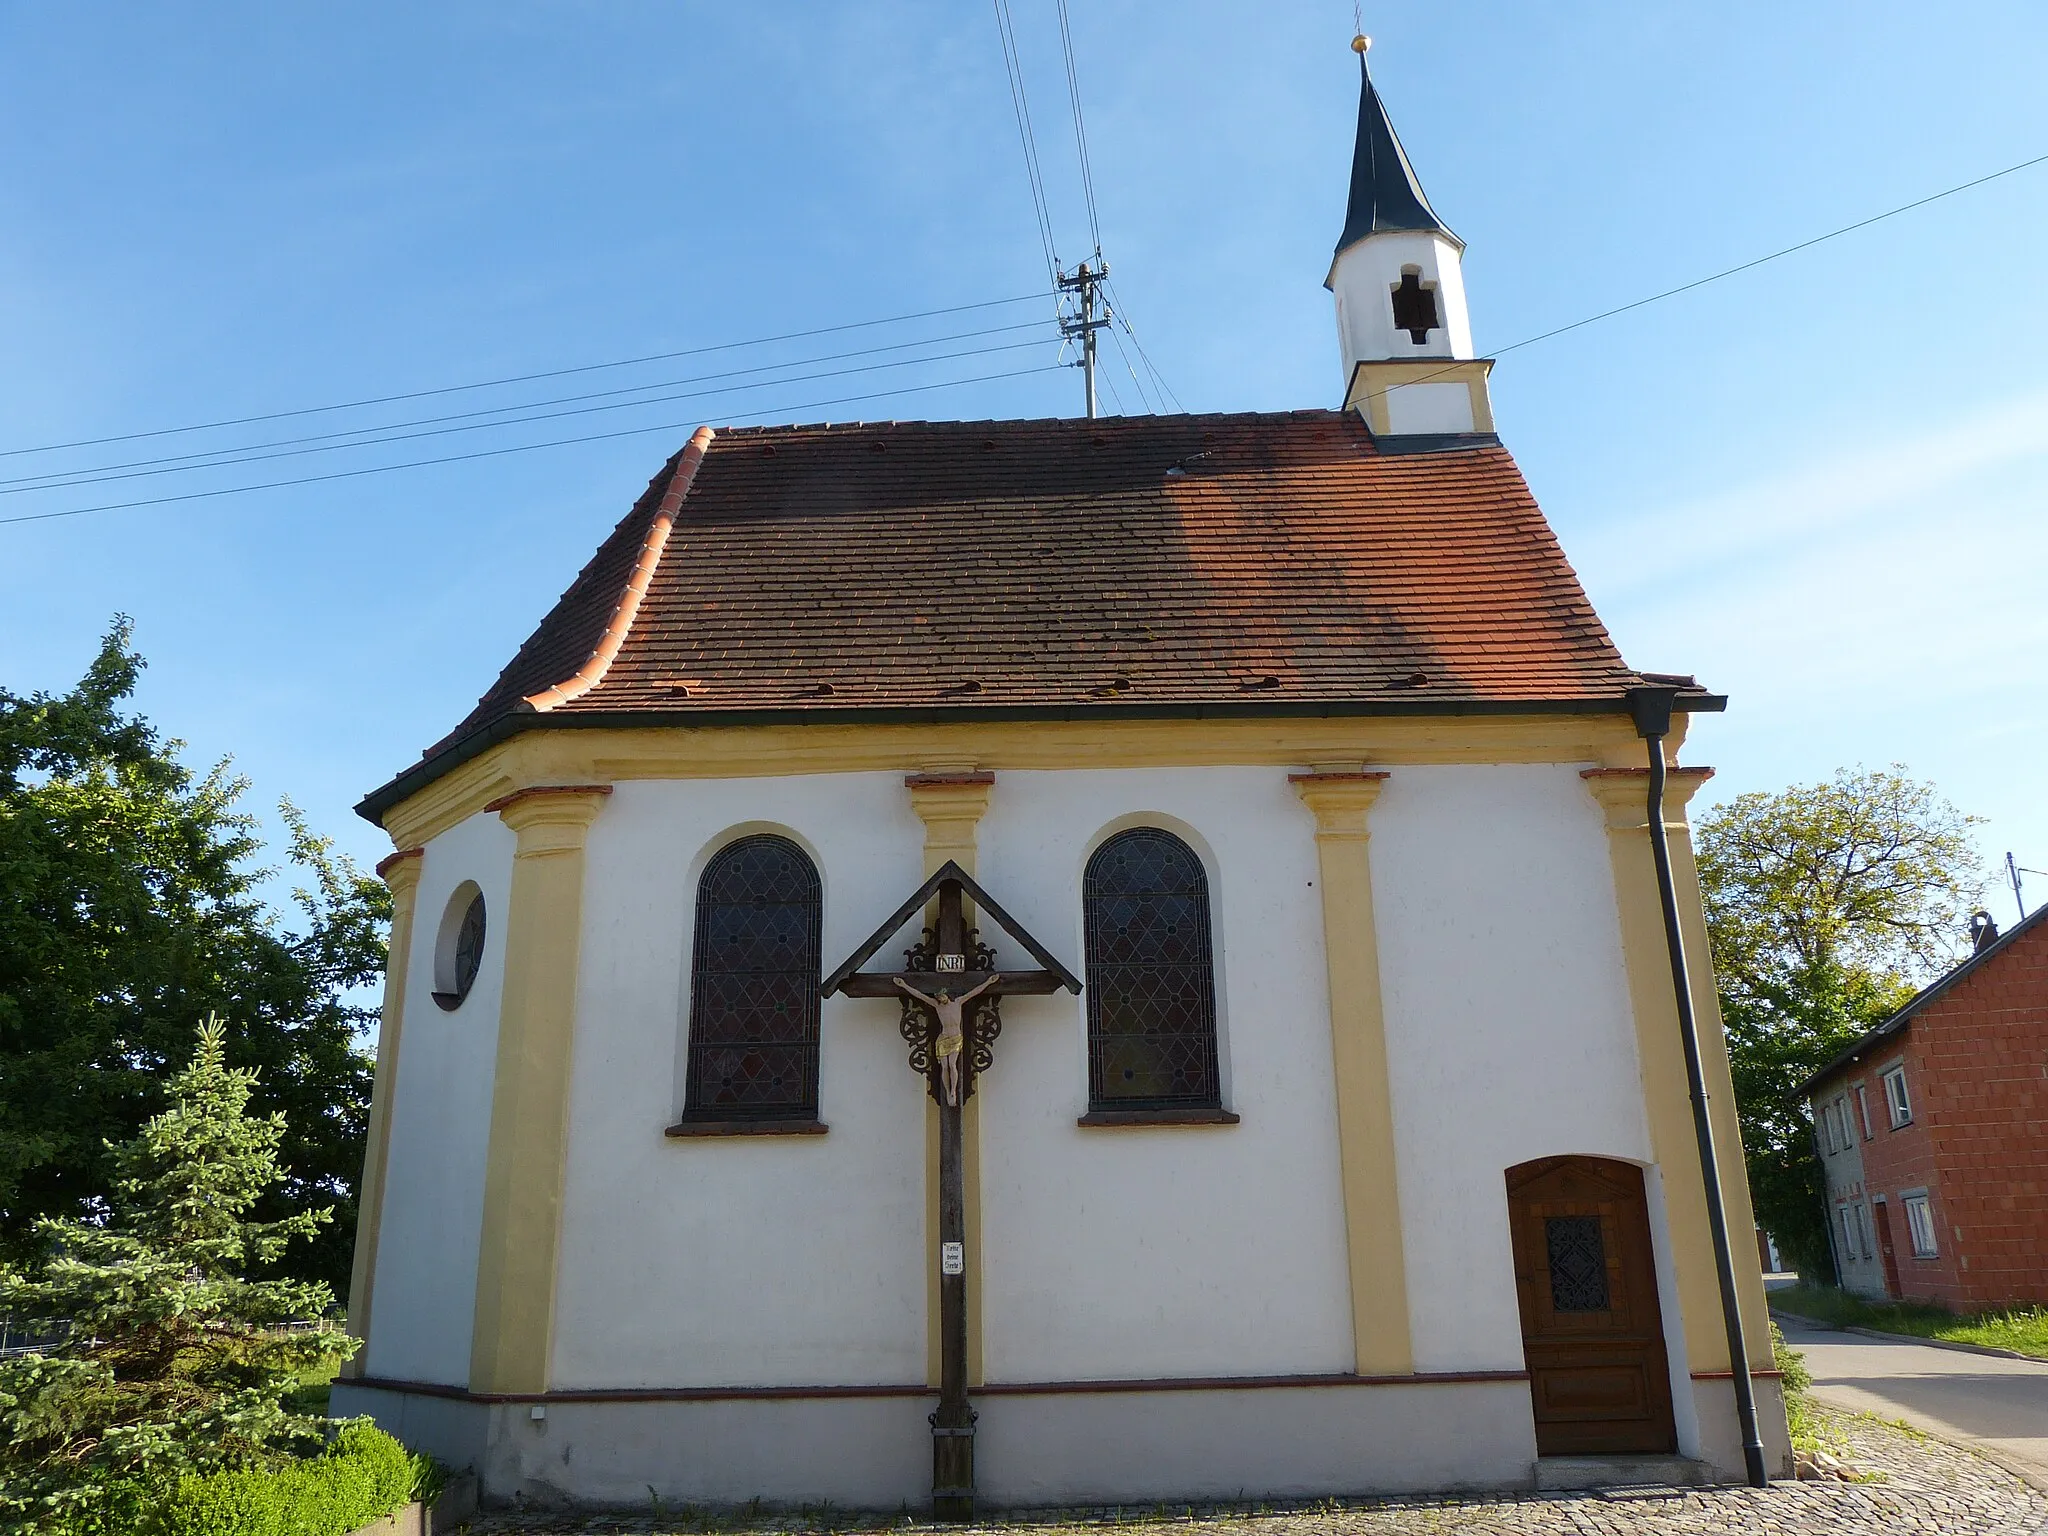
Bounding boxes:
[1506,1154,1679,1458]
[1872,1197,1903,1298]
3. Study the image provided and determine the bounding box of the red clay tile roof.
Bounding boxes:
[366,410,1711,816]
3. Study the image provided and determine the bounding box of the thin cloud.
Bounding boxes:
[1574,389,2048,598]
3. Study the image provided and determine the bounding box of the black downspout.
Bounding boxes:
[1626,685,1769,1488]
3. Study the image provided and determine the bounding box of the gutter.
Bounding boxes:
[1627,684,1767,1489]
[355,690,1728,826]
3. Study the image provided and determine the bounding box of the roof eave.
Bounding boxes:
[355,691,1729,828]
[1790,899,2048,1099]
[1323,224,1467,290]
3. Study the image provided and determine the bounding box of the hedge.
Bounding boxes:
[145,1423,423,1536]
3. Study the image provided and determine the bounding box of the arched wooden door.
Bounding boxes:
[1506,1156,1677,1456]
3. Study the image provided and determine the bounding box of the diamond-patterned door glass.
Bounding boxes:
[1083,829,1221,1109]
[1545,1215,1611,1312]
[685,835,822,1119]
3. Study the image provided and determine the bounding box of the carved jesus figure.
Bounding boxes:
[894,973,1002,1107]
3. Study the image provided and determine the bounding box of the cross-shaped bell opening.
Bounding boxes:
[1391,270,1440,345]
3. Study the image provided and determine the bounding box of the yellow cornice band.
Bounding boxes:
[373,715,1682,851]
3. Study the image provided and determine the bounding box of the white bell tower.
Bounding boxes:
[1327,36,1493,437]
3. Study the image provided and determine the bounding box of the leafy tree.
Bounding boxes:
[1696,767,1982,1280]
[0,621,387,1293]
[0,1017,358,1534]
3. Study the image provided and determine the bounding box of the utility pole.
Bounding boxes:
[1058,259,1112,418]
[2008,852,2043,924]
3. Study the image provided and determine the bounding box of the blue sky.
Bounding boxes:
[4,2,2045,925]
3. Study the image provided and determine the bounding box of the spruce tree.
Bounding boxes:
[0,1017,357,1533]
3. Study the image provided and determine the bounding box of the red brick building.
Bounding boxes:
[1800,903,2048,1310]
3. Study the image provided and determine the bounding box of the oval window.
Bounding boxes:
[432,883,487,1011]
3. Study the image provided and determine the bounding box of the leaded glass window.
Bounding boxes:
[1083,828,1221,1110]
[683,835,822,1120]
[1545,1215,1611,1313]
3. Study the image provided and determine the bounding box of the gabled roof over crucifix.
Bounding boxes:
[822,860,1081,998]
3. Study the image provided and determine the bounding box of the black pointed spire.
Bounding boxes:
[1331,42,1452,267]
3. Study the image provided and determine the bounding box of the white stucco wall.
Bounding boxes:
[1366,765,1661,1375]
[1384,381,1476,434]
[1330,229,1474,376]
[975,769,1355,1382]
[364,809,514,1385]
[549,775,934,1389]
[547,767,1353,1390]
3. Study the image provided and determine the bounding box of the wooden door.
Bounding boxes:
[1506,1156,1677,1457]
[1873,1199,1902,1298]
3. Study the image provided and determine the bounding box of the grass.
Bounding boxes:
[1772,1283,2048,1359]
[286,1358,342,1418]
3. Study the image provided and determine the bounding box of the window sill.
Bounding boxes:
[1077,1108,1240,1129]
[664,1118,828,1138]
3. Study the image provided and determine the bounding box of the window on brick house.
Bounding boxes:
[1883,1065,1912,1128]
[1855,1083,1872,1139]
[1815,1102,1835,1155]
[1854,1202,1873,1260]
[1839,1207,1857,1260]
[1903,1193,1939,1258]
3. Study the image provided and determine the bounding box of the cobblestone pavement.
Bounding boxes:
[468,1409,2048,1536]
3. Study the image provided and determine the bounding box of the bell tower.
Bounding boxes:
[1326,36,1493,436]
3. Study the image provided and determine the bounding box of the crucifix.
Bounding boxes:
[823,861,1080,1520]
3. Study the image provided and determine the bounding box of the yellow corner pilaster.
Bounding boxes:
[1291,770,1412,1376]
[468,785,612,1395]
[339,846,424,1380]
[1582,767,1773,1374]
[906,771,993,1389]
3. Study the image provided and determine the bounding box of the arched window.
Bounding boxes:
[683,834,823,1122]
[1083,828,1221,1110]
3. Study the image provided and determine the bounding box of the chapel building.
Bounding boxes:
[334,44,1790,1506]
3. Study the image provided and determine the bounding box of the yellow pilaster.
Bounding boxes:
[339,846,424,1380]
[905,770,994,1389]
[468,785,612,1395]
[1582,766,1773,1373]
[1290,770,1412,1376]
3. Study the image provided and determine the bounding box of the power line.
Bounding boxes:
[992,0,1060,284]
[2,321,1057,493]
[1350,146,2048,413]
[1105,325,1156,414]
[0,293,1054,461]
[1054,0,1102,255]
[0,365,1066,528]
[1103,279,1186,413]
[1490,148,2048,361]
[0,337,1058,501]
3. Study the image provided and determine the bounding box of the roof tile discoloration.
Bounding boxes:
[455,411,1635,721]
[379,410,1704,816]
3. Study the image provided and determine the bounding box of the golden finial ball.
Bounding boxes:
[1351,33,1371,53]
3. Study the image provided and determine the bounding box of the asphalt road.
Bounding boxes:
[1776,1314,2048,1488]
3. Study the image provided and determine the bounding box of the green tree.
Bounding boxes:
[1696,767,1982,1280]
[0,621,387,1293]
[0,1017,357,1534]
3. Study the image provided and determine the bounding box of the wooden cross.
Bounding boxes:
[823,861,1080,1520]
